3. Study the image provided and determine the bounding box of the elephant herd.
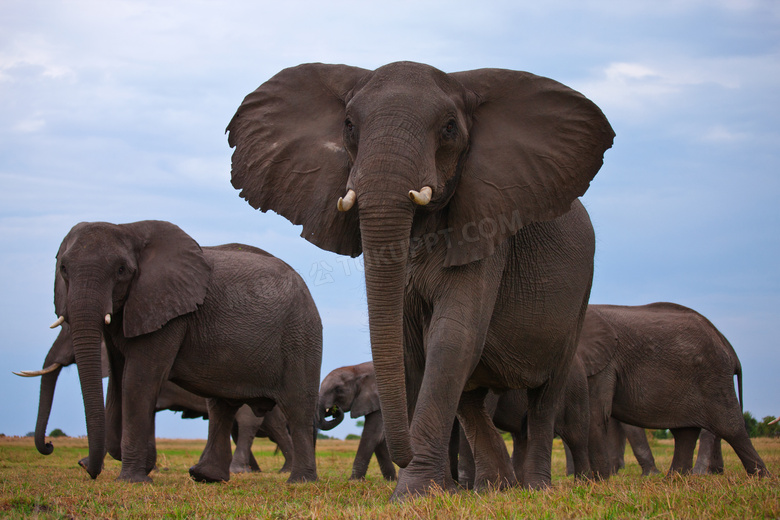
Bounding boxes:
[17,61,771,502]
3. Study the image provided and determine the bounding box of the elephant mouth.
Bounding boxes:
[318,406,344,431]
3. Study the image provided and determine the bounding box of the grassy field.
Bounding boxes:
[1,435,778,519]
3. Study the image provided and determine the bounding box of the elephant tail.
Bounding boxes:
[736,360,743,412]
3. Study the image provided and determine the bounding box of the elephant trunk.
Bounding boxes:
[69,308,108,479]
[318,407,345,431]
[34,366,63,455]
[359,201,415,468]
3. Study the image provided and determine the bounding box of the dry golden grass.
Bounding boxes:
[1,435,778,519]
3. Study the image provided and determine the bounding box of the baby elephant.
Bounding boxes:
[318,361,396,480]
[50,220,322,483]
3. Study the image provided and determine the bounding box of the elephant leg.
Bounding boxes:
[694,431,724,474]
[457,388,516,491]
[115,363,171,482]
[448,420,460,484]
[606,418,626,474]
[556,400,591,480]
[190,398,239,483]
[523,381,564,489]
[275,398,318,483]
[710,407,769,476]
[559,426,590,480]
[351,411,383,480]
[624,424,660,476]
[457,424,476,488]
[668,427,700,475]
[563,441,574,476]
[105,354,124,462]
[512,429,528,485]
[394,273,503,500]
[230,405,261,474]
[587,374,616,480]
[262,408,294,473]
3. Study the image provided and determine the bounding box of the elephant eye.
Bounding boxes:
[442,119,458,140]
[59,264,67,277]
[344,118,354,132]
[117,265,125,275]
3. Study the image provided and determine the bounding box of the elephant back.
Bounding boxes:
[576,306,619,377]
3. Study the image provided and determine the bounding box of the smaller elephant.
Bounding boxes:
[318,361,396,480]
[16,325,294,474]
[48,222,322,483]
[580,303,769,478]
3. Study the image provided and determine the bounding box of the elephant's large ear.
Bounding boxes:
[577,306,619,377]
[351,371,381,418]
[444,69,615,267]
[121,221,211,338]
[227,63,370,257]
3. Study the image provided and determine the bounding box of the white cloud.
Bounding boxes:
[700,124,749,143]
[12,117,45,133]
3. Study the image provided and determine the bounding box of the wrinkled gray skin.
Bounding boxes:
[318,361,396,480]
[51,222,321,483]
[458,356,591,488]
[228,61,614,500]
[580,303,769,478]
[23,322,294,475]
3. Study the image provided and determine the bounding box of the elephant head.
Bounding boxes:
[51,220,211,478]
[318,361,380,431]
[227,61,614,466]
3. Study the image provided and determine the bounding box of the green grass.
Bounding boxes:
[1,436,778,519]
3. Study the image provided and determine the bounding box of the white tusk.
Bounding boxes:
[409,186,432,206]
[50,316,65,329]
[337,189,356,212]
[770,416,780,425]
[13,363,62,377]
[105,314,111,325]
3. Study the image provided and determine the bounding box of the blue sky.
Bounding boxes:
[1,1,778,443]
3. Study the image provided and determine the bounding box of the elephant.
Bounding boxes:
[50,221,321,483]
[579,302,769,478]
[227,61,614,500]
[18,307,296,476]
[318,361,396,481]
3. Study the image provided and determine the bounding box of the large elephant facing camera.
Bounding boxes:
[228,61,614,499]
[50,221,321,483]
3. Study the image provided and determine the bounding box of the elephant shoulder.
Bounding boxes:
[577,305,619,377]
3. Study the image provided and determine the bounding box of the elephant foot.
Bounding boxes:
[116,469,153,484]
[523,473,552,491]
[229,462,260,474]
[390,465,456,503]
[642,467,661,476]
[286,469,317,483]
[189,463,230,483]
[278,464,292,474]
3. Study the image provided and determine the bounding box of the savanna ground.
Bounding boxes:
[1,435,778,519]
